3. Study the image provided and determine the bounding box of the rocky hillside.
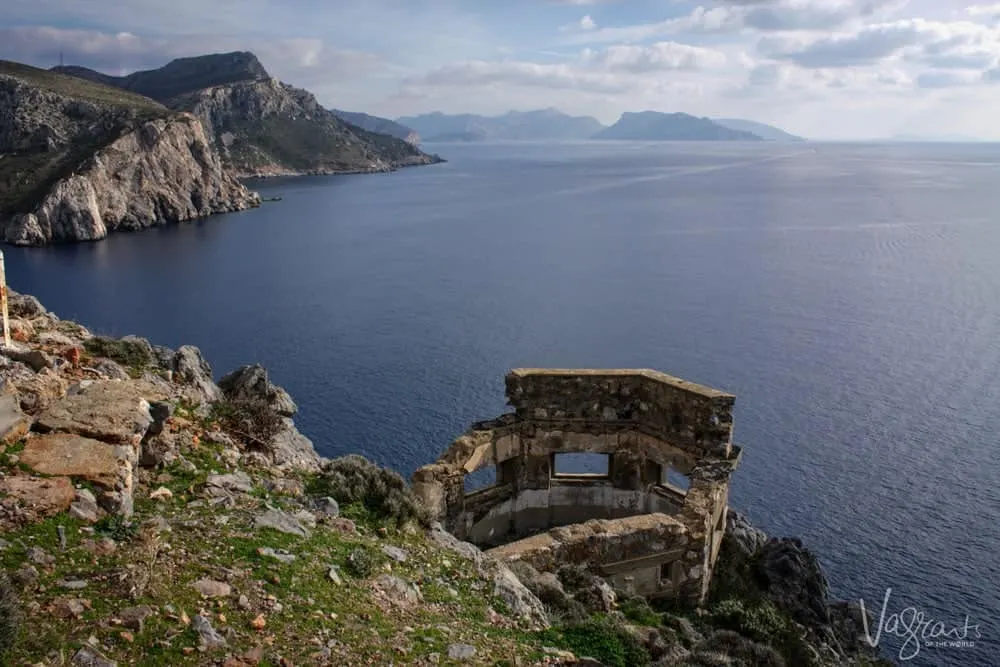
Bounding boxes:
[0,61,259,246]
[332,110,421,145]
[0,290,890,666]
[55,53,443,177]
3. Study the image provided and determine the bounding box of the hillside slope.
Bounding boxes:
[332,109,420,144]
[714,118,804,141]
[0,60,258,246]
[0,289,891,667]
[55,53,442,177]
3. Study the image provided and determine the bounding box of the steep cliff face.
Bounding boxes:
[4,114,260,245]
[0,61,259,246]
[55,53,443,177]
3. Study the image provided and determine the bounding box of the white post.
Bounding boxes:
[0,251,9,348]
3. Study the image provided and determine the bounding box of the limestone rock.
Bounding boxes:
[727,510,768,558]
[193,579,232,598]
[89,359,130,382]
[254,508,309,537]
[69,488,105,524]
[172,345,221,403]
[429,525,549,628]
[72,646,117,667]
[2,364,68,414]
[447,644,476,661]
[269,419,322,472]
[0,393,30,443]
[192,614,227,648]
[34,380,163,445]
[20,433,136,515]
[118,604,154,631]
[5,290,47,318]
[0,68,260,247]
[204,471,253,496]
[219,365,297,416]
[372,575,422,608]
[2,345,54,372]
[382,545,408,563]
[0,475,75,520]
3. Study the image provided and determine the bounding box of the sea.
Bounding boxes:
[6,141,1000,666]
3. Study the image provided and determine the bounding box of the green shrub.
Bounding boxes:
[306,455,430,528]
[619,596,662,627]
[96,515,138,542]
[0,571,21,658]
[211,396,284,451]
[345,547,376,578]
[696,630,786,667]
[83,336,152,369]
[709,599,817,667]
[539,615,650,667]
[710,598,787,643]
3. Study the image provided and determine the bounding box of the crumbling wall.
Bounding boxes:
[413,368,742,606]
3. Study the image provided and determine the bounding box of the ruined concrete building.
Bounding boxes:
[413,369,741,606]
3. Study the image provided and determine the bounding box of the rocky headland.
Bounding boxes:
[0,61,259,246]
[0,290,889,666]
[53,52,443,178]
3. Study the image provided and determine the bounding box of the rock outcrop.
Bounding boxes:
[54,52,444,178]
[0,61,259,246]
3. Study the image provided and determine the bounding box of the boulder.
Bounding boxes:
[269,419,322,472]
[3,365,68,414]
[33,380,163,445]
[1,345,53,372]
[172,345,221,403]
[254,508,309,537]
[727,510,768,558]
[5,290,47,318]
[20,433,136,515]
[0,393,30,443]
[219,365,297,416]
[0,475,75,520]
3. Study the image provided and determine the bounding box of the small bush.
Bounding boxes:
[212,396,284,450]
[619,596,662,627]
[0,572,21,658]
[709,599,817,667]
[83,336,152,369]
[307,455,430,528]
[539,615,650,667]
[96,515,138,542]
[696,630,786,667]
[710,598,788,643]
[345,547,376,578]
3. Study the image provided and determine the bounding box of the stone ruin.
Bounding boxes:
[413,369,741,606]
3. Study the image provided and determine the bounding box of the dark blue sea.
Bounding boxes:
[6,141,1000,666]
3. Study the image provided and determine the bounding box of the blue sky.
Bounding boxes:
[3,0,1000,139]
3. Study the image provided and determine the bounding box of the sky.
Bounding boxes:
[3,0,1000,139]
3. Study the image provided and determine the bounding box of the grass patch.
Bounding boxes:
[539,615,650,667]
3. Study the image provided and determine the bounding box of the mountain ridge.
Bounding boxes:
[0,59,258,246]
[53,52,442,177]
[595,111,762,142]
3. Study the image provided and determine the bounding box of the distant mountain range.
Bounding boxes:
[396,109,803,143]
[398,109,605,142]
